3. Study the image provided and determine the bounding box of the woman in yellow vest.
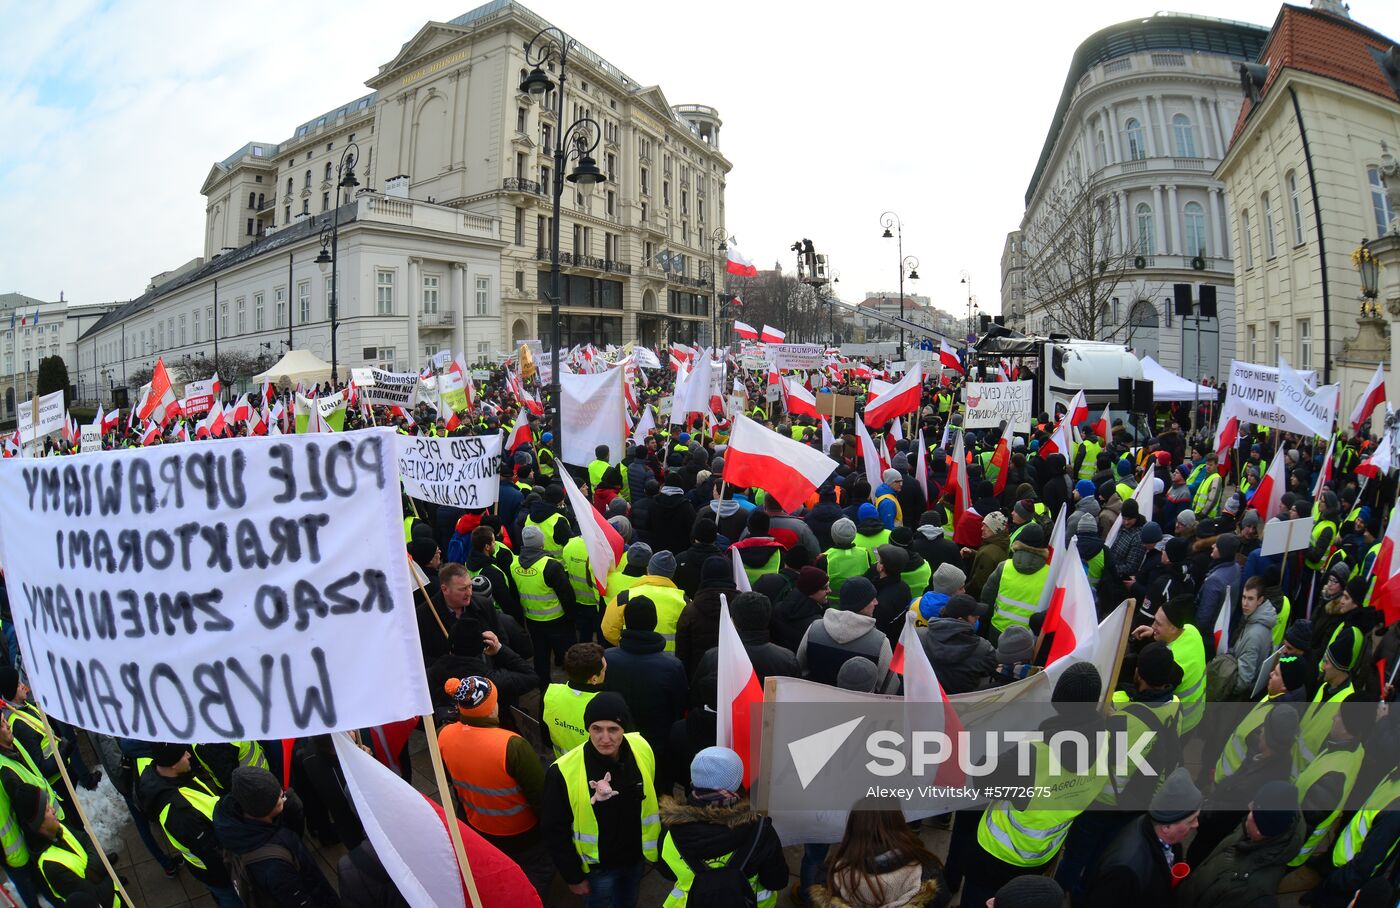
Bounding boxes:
[541,692,659,904]
[657,747,786,907]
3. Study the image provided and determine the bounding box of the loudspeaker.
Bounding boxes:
[1134,380,1154,414]
[1118,377,1135,411]
[1217,385,1228,404]
[1199,284,1217,318]
[993,315,1005,327]
[1173,283,1193,316]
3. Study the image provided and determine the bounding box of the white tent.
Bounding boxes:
[252,349,346,386]
[1139,355,1216,402]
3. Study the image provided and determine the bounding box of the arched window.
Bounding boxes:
[1172,114,1196,157]
[1125,118,1146,161]
[1130,300,1161,360]
[324,162,333,182]
[257,192,264,209]
[248,192,257,209]
[1135,202,1155,255]
[286,177,293,195]
[1130,299,1159,328]
[1241,208,1255,268]
[1287,171,1305,246]
[304,169,312,189]
[1184,202,1207,257]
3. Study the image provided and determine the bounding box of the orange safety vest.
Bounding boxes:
[439,724,536,837]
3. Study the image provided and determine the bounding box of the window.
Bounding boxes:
[179,314,187,346]
[1247,324,1257,361]
[378,347,396,370]
[235,297,246,334]
[304,170,312,189]
[1172,114,1196,157]
[1262,193,1277,258]
[514,206,525,245]
[1184,202,1206,257]
[517,107,527,133]
[376,270,394,316]
[297,280,311,324]
[1285,172,1305,246]
[1269,321,1280,363]
[322,192,330,211]
[324,162,333,182]
[536,215,547,252]
[1241,209,1255,268]
[195,309,203,343]
[284,206,290,223]
[302,199,309,215]
[254,292,265,331]
[286,177,293,196]
[1297,318,1312,368]
[514,270,525,291]
[246,218,255,236]
[249,192,257,209]
[607,190,616,216]
[1369,166,1395,237]
[422,274,439,314]
[1125,118,1146,161]
[275,287,287,328]
[1135,202,1155,254]
[475,276,490,316]
[641,168,649,195]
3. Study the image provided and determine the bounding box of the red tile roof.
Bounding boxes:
[1229,5,1399,146]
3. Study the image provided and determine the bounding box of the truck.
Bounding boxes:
[972,324,1144,421]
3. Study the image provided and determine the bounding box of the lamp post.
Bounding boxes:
[960,271,976,340]
[826,269,842,350]
[521,29,608,461]
[880,212,915,360]
[707,226,728,349]
[313,143,360,389]
[1356,238,1382,318]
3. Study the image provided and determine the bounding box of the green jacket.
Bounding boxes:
[1177,815,1304,907]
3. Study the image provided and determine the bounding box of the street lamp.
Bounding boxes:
[522,27,607,461]
[707,227,728,349]
[880,211,914,360]
[314,143,360,388]
[1356,238,1382,317]
[960,271,975,340]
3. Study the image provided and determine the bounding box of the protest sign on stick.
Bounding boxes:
[396,435,503,509]
[361,369,421,408]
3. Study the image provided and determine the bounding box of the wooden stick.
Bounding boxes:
[409,554,450,639]
[1100,599,1137,713]
[422,713,484,908]
[35,710,136,907]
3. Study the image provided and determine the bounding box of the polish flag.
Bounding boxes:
[821,417,837,457]
[989,435,1011,496]
[261,381,277,405]
[730,546,753,593]
[855,416,885,500]
[1312,434,1336,499]
[1213,592,1233,654]
[1091,403,1110,441]
[759,325,786,344]
[1350,363,1386,433]
[782,377,819,418]
[505,407,532,453]
[1213,415,1239,475]
[560,468,625,592]
[716,595,764,787]
[443,409,461,432]
[1250,451,1287,522]
[249,404,268,437]
[948,430,970,523]
[138,358,180,425]
[722,413,838,512]
[1369,503,1400,625]
[938,339,964,375]
[896,611,967,787]
[140,421,161,445]
[174,423,190,444]
[1045,507,1067,565]
[864,363,923,428]
[631,406,656,447]
[1066,390,1089,428]
[914,429,929,503]
[1042,541,1099,665]
[1039,414,1073,460]
[733,321,759,341]
[726,240,759,278]
[1356,432,1392,481]
[1104,464,1154,547]
[232,394,253,424]
[101,407,121,434]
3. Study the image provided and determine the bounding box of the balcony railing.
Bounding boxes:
[503,177,545,195]
[667,273,710,289]
[604,259,632,275]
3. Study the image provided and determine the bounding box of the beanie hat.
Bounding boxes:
[448,616,485,657]
[1140,522,1163,545]
[0,666,18,701]
[624,595,658,632]
[796,567,829,597]
[893,453,910,471]
[231,766,284,818]
[1240,511,1261,529]
[1325,626,1363,672]
[693,520,718,544]
[1284,619,1313,652]
[890,526,915,548]
[690,747,744,792]
[983,511,1008,535]
[1121,499,1140,521]
[857,502,879,522]
[747,510,771,536]
[996,625,1035,664]
[445,675,497,718]
[839,577,877,612]
[626,542,653,567]
[152,742,188,768]
[12,785,46,835]
[647,550,677,578]
[836,657,880,693]
[1149,766,1203,823]
[929,563,967,595]
[1097,481,1117,501]
[1137,642,1183,688]
[876,544,908,574]
[1013,499,1036,522]
[1176,510,1197,530]
[1263,704,1301,750]
[607,498,630,517]
[1250,780,1299,838]
[583,691,632,730]
[882,468,902,486]
[608,515,633,541]
[1215,533,1240,561]
[408,538,438,568]
[701,555,732,585]
[1345,577,1369,606]
[1076,479,1096,498]
[942,593,987,620]
[991,875,1064,908]
[470,574,492,600]
[831,518,857,546]
[1116,459,1133,477]
[521,525,546,551]
[1016,523,1045,548]
[1277,654,1310,692]
[1051,662,1101,704]
[1164,536,1190,565]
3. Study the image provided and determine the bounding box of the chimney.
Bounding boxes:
[385,175,410,198]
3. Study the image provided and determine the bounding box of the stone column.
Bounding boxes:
[1105,106,1122,163]
[451,263,466,357]
[407,257,421,372]
[1209,98,1228,160]
[1208,187,1224,259]
[1140,97,1158,157]
[1151,185,1165,255]
[1192,96,1210,158]
[1152,95,1168,156]
[1166,184,1181,256]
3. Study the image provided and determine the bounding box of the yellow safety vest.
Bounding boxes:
[1077,440,1102,481]
[1295,681,1355,774]
[1168,626,1207,733]
[562,536,599,608]
[543,685,597,758]
[525,512,567,559]
[193,740,269,790]
[588,460,610,491]
[511,556,566,622]
[1213,695,1271,784]
[4,703,57,779]
[992,562,1051,634]
[558,733,660,865]
[825,546,874,594]
[1304,520,1338,571]
[1098,693,1180,806]
[620,582,687,651]
[1272,596,1292,648]
[977,739,1108,867]
[1289,745,1364,866]
[1193,472,1222,518]
[0,747,62,868]
[1332,774,1400,870]
[661,831,777,907]
[36,824,117,907]
[900,561,932,597]
[741,551,782,586]
[852,529,891,552]
[157,776,221,871]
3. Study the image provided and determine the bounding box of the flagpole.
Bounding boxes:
[421,713,485,908]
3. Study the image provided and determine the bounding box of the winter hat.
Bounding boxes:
[1116,459,1134,477]
[583,691,633,729]
[1250,780,1299,838]
[857,502,879,523]
[929,563,967,595]
[521,525,546,552]
[796,567,829,597]
[1277,654,1310,691]
[408,538,438,568]
[836,657,880,693]
[691,747,744,793]
[747,510,771,536]
[1240,511,1261,530]
[445,675,496,718]
[648,550,677,578]
[624,595,658,632]
[1075,511,1099,536]
[1016,523,1045,548]
[152,742,188,768]
[1164,536,1190,565]
[1345,577,1369,606]
[608,515,633,541]
[12,785,46,835]
[983,511,1008,535]
[996,625,1035,664]
[711,457,725,473]
[0,666,18,701]
[1176,510,1197,530]
[831,518,857,546]
[448,616,485,657]
[626,542,653,566]
[693,520,718,544]
[1262,704,1301,750]
[470,574,492,600]
[1140,522,1163,545]
[1215,533,1240,561]
[1121,499,1140,521]
[1325,626,1363,672]
[1051,662,1102,704]
[1137,642,1183,688]
[839,577,878,612]
[231,766,284,818]
[606,498,630,517]
[701,555,732,585]
[882,468,902,486]
[1284,619,1313,652]
[1013,499,1036,522]
[890,526,915,549]
[876,544,908,574]
[1149,766,1203,823]
[991,875,1064,908]
[942,594,986,620]
[1076,479,1096,498]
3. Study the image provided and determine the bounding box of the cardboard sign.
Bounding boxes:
[350,368,377,387]
[1261,516,1316,557]
[0,429,431,743]
[80,425,101,454]
[766,343,823,371]
[396,434,503,508]
[816,393,856,419]
[963,380,1033,433]
[18,390,65,444]
[765,385,782,402]
[361,369,419,408]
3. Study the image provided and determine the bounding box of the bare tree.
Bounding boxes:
[1022,170,1163,344]
[726,267,829,343]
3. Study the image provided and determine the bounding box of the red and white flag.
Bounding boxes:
[1045,507,1067,564]
[1213,591,1233,654]
[722,413,838,512]
[725,240,758,278]
[559,468,625,593]
[1350,363,1386,433]
[716,595,763,787]
[505,407,532,453]
[1312,434,1336,499]
[1104,464,1154,547]
[1066,390,1089,428]
[948,430,970,523]
[232,394,253,424]
[1091,403,1110,441]
[938,339,964,375]
[730,546,753,593]
[1214,415,1239,475]
[1039,414,1073,460]
[631,406,656,448]
[1250,450,1287,522]
[864,363,923,428]
[733,320,759,341]
[782,377,819,418]
[1042,540,1099,665]
[1369,503,1400,626]
[101,406,121,434]
[140,420,161,445]
[759,324,786,344]
[914,429,929,503]
[821,417,837,457]
[855,416,885,500]
[895,611,966,787]
[138,358,180,425]
[1357,432,1393,481]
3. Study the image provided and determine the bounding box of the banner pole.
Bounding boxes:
[422,713,484,908]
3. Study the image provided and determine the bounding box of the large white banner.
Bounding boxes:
[361,369,420,408]
[1221,360,1316,434]
[1276,357,1339,439]
[963,380,1033,433]
[17,390,65,444]
[0,429,430,743]
[560,369,626,467]
[766,343,823,371]
[396,434,503,509]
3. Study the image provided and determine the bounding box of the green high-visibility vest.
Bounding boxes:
[1332,773,1400,870]
[4,703,57,781]
[1193,472,1222,518]
[825,546,874,594]
[36,824,117,907]
[619,582,686,651]
[1077,440,1102,481]
[542,684,597,758]
[588,459,610,491]
[511,557,566,622]
[1304,520,1338,571]
[742,551,782,586]
[1295,681,1354,774]
[977,739,1108,867]
[1214,695,1271,784]
[991,562,1050,634]
[661,831,777,907]
[0,746,61,869]
[558,733,660,865]
[156,776,221,871]
[1272,596,1292,648]
[562,536,599,608]
[1086,550,1105,586]
[1098,693,1180,806]
[525,513,567,559]
[852,529,890,552]
[900,560,932,597]
[1168,625,1207,733]
[1290,744,1364,866]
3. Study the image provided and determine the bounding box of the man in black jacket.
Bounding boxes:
[1082,767,1201,908]
[138,743,242,906]
[673,520,723,597]
[868,545,914,645]
[464,525,523,623]
[919,594,995,694]
[213,767,340,907]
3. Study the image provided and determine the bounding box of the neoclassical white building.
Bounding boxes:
[1012,12,1267,383]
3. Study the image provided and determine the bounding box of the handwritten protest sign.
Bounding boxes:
[0,429,430,743]
[1221,361,1317,434]
[397,434,503,508]
[361,369,420,408]
[18,390,65,445]
[80,425,101,454]
[766,344,823,371]
[963,380,1033,433]
[182,378,219,416]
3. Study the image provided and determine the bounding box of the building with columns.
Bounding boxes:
[1015,12,1265,382]
[1000,231,1026,328]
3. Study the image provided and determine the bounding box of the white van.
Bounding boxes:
[974,328,1144,418]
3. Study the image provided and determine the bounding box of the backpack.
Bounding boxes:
[1205,651,1240,702]
[227,842,298,908]
[683,818,765,906]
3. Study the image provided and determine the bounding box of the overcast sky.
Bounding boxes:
[4,0,1399,325]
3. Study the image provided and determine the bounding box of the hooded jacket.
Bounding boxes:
[675,582,735,677]
[772,589,828,653]
[212,792,339,906]
[603,630,688,751]
[656,798,789,904]
[1196,556,1239,636]
[699,499,752,543]
[732,535,786,578]
[919,619,995,695]
[1039,454,1073,519]
[868,570,913,646]
[809,858,948,908]
[910,524,962,575]
[796,609,893,691]
[1230,600,1277,698]
[674,542,724,597]
[805,500,846,551]
[651,487,698,556]
[138,766,232,887]
[1176,815,1304,908]
[695,591,800,684]
[966,529,1010,600]
[976,534,1043,611]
